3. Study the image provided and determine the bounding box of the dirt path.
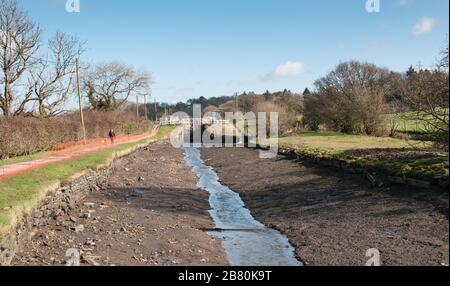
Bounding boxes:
[201,147,449,266]
[0,127,158,180]
[12,142,228,266]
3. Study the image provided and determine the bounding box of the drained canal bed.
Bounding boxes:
[184,148,302,266]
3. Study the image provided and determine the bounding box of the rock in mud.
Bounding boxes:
[73,225,85,233]
[83,202,95,208]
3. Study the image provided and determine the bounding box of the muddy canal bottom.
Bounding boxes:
[184,148,302,266]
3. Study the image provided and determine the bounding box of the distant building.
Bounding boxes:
[160,115,191,126]
[202,112,229,125]
[160,113,229,126]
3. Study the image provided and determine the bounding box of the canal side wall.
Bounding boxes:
[255,144,447,190]
[0,144,148,266]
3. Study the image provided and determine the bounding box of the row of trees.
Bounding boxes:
[0,0,151,118]
[202,90,304,135]
[191,54,447,146]
[0,0,152,158]
[146,47,447,147]
[302,46,449,148]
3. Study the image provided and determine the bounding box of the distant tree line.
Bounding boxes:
[149,89,308,116]
[148,89,306,135]
[153,45,448,148]
[303,45,448,148]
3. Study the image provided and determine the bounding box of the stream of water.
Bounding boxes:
[184,148,302,266]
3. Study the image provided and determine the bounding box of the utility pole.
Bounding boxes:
[76,58,86,144]
[136,94,139,120]
[154,98,158,122]
[235,92,239,112]
[143,94,148,120]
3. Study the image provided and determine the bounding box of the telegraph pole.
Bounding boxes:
[154,98,158,122]
[136,94,139,121]
[143,94,148,120]
[75,58,86,144]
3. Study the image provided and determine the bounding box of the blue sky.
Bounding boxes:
[20,0,449,104]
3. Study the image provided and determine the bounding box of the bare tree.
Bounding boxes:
[29,32,84,117]
[387,98,403,137]
[238,92,258,113]
[252,101,297,136]
[275,91,303,115]
[302,92,323,131]
[398,44,449,148]
[84,62,150,111]
[0,0,41,116]
[305,61,391,134]
[218,100,239,114]
[403,69,449,148]
[440,41,449,70]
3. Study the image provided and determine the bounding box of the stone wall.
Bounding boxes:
[0,151,132,266]
[257,144,445,190]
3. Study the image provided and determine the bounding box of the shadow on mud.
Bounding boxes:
[103,187,212,218]
[276,153,449,220]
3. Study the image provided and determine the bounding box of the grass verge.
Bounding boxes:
[154,125,178,141]
[278,132,448,186]
[0,125,176,236]
[0,152,47,167]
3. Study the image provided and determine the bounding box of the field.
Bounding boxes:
[389,113,429,134]
[394,117,428,134]
[389,109,449,135]
[280,131,427,151]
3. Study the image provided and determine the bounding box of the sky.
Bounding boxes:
[20,0,450,104]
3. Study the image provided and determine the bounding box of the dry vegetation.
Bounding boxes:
[0,110,150,159]
[302,54,448,148]
[0,0,153,160]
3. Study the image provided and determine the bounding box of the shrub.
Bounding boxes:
[402,69,449,149]
[252,101,298,136]
[304,61,391,135]
[0,110,150,159]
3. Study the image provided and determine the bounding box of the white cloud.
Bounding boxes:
[240,61,305,85]
[412,17,438,36]
[273,61,305,77]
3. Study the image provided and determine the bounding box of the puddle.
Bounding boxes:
[184,148,302,266]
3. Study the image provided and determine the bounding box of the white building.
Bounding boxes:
[160,115,191,126]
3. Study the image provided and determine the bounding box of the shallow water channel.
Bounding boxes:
[184,148,302,266]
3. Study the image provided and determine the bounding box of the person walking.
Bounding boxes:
[109,129,116,144]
